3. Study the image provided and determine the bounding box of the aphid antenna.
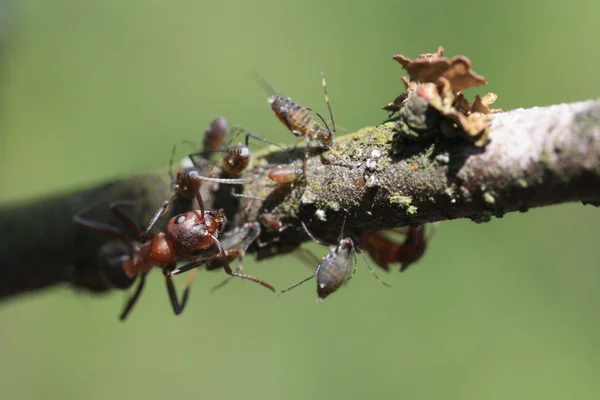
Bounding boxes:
[168,141,198,181]
[300,221,327,246]
[320,71,337,138]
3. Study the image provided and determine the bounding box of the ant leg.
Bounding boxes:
[140,193,176,241]
[209,254,243,293]
[277,265,321,296]
[211,234,276,292]
[164,264,194,315]
[166,258,209,276]
[73,214,133,248]
[119,272,147,321]
[210,224,260,292]
[109,201,145,240]
[350,241,390,287]
[188,169,251,186]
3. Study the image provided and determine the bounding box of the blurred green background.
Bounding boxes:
[1,1,599,399]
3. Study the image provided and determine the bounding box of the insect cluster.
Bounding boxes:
[73,72,433,320]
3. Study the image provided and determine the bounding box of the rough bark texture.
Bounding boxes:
[1,99,599,299]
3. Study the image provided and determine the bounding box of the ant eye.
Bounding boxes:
[174,214,186,224]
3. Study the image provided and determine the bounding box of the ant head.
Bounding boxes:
[166,210,225,255]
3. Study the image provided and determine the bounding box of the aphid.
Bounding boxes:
[202,117,229,154]
[253,72,340,178]
[189,126,285,199]
[357,225,429,272]
[267,166,304,184]
[73,190,275,320]
[258,212,289,233]
[278,219,389,301]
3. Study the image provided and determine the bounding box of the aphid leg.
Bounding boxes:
[345,251,359,282]
[301,221,327,246]
[73,214,133,248]
[350,241,391,287]
[118,272,147,321]
[302,136,310,175]
[164,264,191,315]
[277,264,321,296]
[245,131,288,151]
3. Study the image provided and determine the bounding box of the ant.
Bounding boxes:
[357,225,431,272]
[253,72,345,182]
[73,188,276,320]
[277,218,390,301]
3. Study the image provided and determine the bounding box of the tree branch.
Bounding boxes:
[1,99,599,299]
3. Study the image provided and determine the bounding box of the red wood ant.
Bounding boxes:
[277,219,389,301]
[73,189,276,320]
[357,225,430,272]
[253,72,344,181]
